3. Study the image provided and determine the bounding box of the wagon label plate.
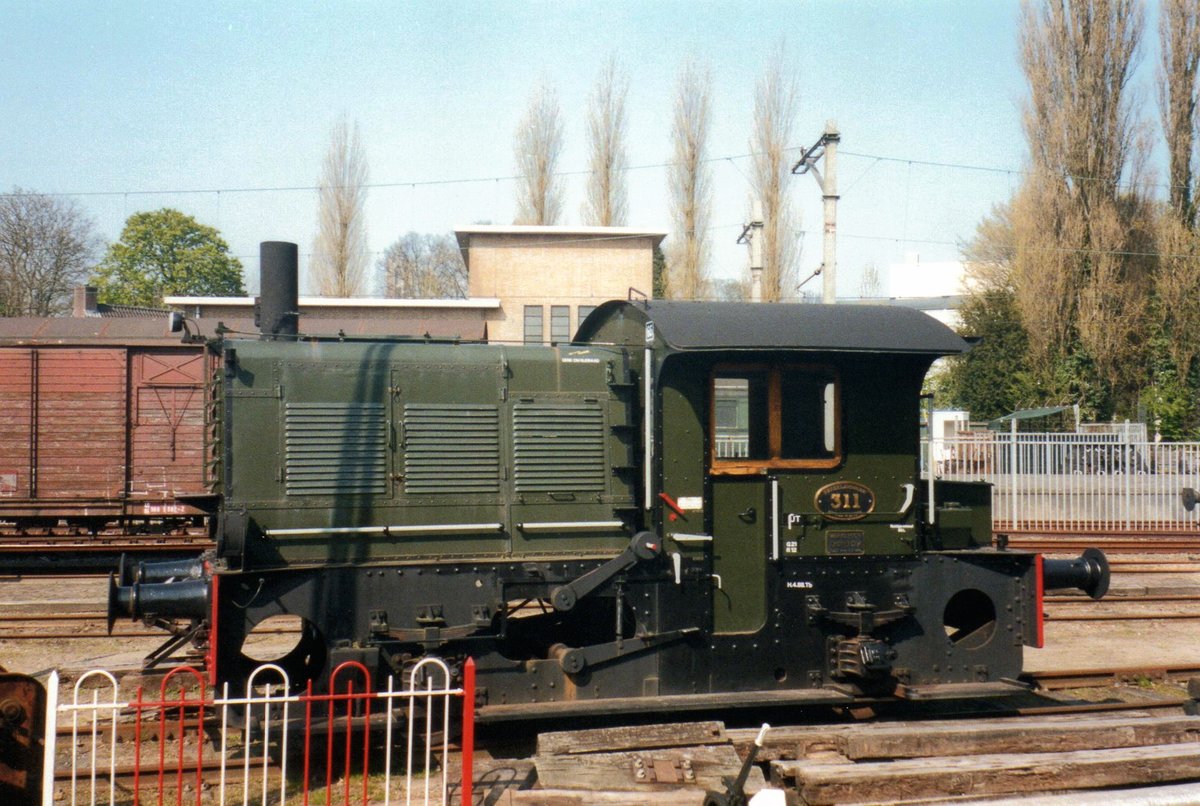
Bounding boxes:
[814,481,875,521]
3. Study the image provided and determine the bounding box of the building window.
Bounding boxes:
[524,305,544,344]
[578,304,596,326]
[550,305,570,344]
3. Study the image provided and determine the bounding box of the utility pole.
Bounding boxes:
[792,120,839,304]
[737,199,765,302]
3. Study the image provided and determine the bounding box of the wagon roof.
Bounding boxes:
[576,300,970,355]
[0,314,487,345]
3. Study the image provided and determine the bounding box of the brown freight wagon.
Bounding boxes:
[0,318,213,536]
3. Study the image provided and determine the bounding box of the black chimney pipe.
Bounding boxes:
[256,241,299,338]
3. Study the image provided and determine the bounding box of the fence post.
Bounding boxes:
[1010,419,1018,530]
[1124,438,1132,531]
[462,658,475,806]
[40,670,58,806]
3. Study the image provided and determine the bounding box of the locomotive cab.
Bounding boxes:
[577,301,1053,700]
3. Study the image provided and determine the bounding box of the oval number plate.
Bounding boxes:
[814,481,876,521]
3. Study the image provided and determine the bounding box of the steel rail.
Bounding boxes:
[1028,665,1200,690]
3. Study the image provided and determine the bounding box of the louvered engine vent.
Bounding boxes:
[285,403,387,495]
[404,404,501,495]
[513,401,605,493]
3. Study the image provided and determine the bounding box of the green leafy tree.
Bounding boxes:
[937,289,1037,422]
[92,208,245,306]
[652,244,668,299]
[1143,330,1200,440]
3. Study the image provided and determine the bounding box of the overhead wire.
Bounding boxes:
[0,143,1176,200]
[6,141,1197,263]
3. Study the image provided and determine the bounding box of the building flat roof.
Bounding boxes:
[163,296,500,309]
[454,225,667,251]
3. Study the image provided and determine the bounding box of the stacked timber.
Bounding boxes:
[748,712,1200,804]
[480,711,1200,804]
[496,721,764,804]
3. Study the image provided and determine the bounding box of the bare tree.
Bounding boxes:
[582,57,629,227]
[666,60,713,300]
[1159,0,1200,228]
[749,47,800,302]
[1075,189,1156,392]
[961,202,1016,293]
[514,84,564,225]
[1013,0,1149,396]
[858,263,882,299]
[311,116,370,296]
[711,276,749,301]
[0,188,99,316]
[1154,214,1200,378]
[379,232,467,299]
[1020,1,1143,210]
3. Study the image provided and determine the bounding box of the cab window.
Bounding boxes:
[711,365,839,472]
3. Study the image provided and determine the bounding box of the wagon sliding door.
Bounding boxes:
[34,348,128,501]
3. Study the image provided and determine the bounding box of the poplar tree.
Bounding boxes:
[749,47,800,302]
[514,84,564,226]
[311,117,370,297]
[666,60,713,300]
[582,57,629,227]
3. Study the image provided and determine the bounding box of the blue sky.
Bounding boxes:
[0,1,1170,297]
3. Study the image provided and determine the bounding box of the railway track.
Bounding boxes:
[0,612,165,641]
[1007,535,1200,553]
[0,532,213,574]
[0,611,297,641]
[1029,665,1200,690]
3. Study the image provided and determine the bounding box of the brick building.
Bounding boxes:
[160,225,666,344]
[455,225,665,344]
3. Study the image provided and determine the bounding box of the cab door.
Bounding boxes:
[708,365,839,634]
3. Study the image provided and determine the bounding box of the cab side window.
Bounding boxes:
[780,371,836,459]
[714,373,769,459]
[711,365,839,472]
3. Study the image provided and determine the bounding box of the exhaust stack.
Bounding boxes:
[256,241,299,338]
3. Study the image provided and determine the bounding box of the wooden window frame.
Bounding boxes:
[708,363,842,475]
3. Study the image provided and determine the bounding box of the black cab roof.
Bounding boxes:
[575,300,970,356]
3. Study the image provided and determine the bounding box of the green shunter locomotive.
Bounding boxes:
[109,242,1108,719]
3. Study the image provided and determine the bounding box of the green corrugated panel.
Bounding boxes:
[285,403,387,495]
[404,404,500,494]
[513,402,605,493]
